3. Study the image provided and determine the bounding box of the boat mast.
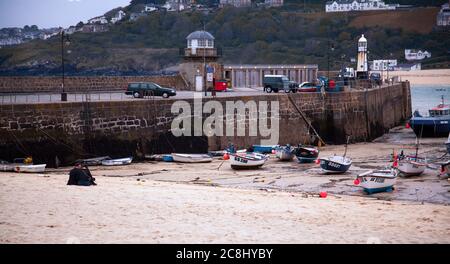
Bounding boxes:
[343,136,350,158]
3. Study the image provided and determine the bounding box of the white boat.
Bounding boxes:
[0,160,14,172]
[397,155,426,177]
[101,157,133,166]
[319,155,352,174]
[356,169,398,194]
[229,152,268,170]
[14,164,46,173]
[77,156,111,166]
[275,146,294,161]
[171,153,212,163]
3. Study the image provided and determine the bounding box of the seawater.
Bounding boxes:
[410,85,450,115]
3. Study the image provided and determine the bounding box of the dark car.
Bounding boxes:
[263,75,297,93]
[125,82,176,98]
[370,73,382,85]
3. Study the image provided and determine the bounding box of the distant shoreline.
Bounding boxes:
[390,69,450,86]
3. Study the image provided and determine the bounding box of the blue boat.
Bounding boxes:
[319,156,352,174]
[409,96,450,137]
[251,145,278,154]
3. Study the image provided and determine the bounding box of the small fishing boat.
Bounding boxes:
[251,145,279,154]
[294,145,319,163]
[162,155,174,162]
[319,136,352,174]
[101,157,133,166]
[208,150,226,157]
[77,156,111,166]
[319,156,352,174]
[171,153,212,163]
[0,160,14,172]
[14,164,46,173]
[355,169,398,194]
[408,95,450,137]
[229,152,268,170]
[275,145,294,161]
[397,155,427,177]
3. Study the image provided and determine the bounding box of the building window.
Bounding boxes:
[198,39,206,47]
[207,40,213,47]
[188,40,192,48]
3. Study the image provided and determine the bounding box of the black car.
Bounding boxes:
[125,82,176,98]
[370,73,382,85]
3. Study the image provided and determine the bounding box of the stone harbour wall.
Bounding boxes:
[0,82,411,166]
[0,75,188,93]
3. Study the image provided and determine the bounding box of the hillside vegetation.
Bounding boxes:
[0,5,449,75]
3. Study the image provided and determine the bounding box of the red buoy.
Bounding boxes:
[315,159,320,164]
[223,153,230,160]
[405,123,411,129]
[354,179,360,185]
[319,191,327,198]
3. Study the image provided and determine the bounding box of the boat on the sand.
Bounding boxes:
[171,153,212,163]
[101,157,133,166]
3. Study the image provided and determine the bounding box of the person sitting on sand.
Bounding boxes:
[67,163,96,186]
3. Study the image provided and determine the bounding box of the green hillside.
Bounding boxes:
[0,4,449,75]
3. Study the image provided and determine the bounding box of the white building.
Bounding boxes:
[371,59,397,71]
[111,10,126,24]
[88,16,108,25]
[265,0,284,7]
[325,0,398,13]
[219,0,252,8]
[394,63,421,71]
[144,5,158,12]
[405,49,431,61]
[437,1,450,26]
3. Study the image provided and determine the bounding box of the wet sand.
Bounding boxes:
[0,127,449,243]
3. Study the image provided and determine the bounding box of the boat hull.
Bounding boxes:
[252,145,277,154]
[357,170,397,194]
[78,156,111,166]
[171,153,212,163]
[14,164,46,173]
[397,161,426,176]
[229,153,267,170]
[101,157,133,166]
[319,156,351,174]
[409,117,450,137]
[295,146,319,163]
[275,147,294,161]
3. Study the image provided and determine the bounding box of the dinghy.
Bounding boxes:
[397,137,426,177]
[252,145,278,154]
[77,156,111,166]
[275,145,294,161]
[171,153,212,163]
[101,157,133,166]
[14,164,46,173]
[0,160,14,172]
[229,152,268,170]
[355,169,398,194]
[294,145,319,163]
[397,155,426,177]
[319,136,352,174]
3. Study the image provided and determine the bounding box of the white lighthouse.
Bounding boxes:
[356,34,368,79]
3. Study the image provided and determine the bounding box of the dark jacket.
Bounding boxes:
[67,167,93,186]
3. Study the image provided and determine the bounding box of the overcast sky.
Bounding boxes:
[0,0,131,29]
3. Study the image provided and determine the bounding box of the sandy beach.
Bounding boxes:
[1,127,449,244]
[390,69,450,85]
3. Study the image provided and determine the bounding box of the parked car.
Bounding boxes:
[125,82,176,98]
[298,82,318,92]
[370,72,382,85]
[214,79,228,92]
[263,75,297,93]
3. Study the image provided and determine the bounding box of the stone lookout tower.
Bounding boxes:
[179,30,222,92]
[356,34,368,79]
